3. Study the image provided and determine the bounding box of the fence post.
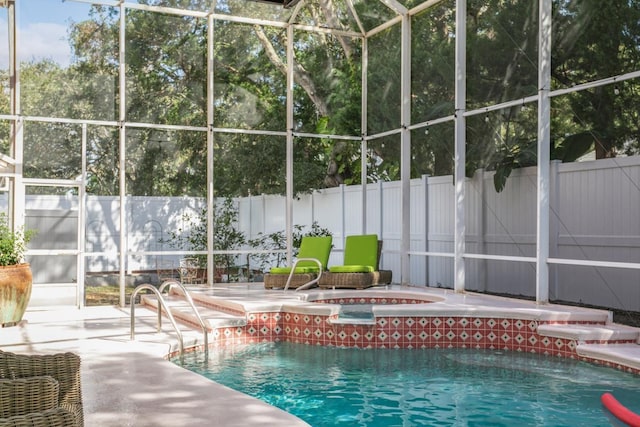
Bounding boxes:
[340,184,346,249]
[423,175,430,286]
[476,169,486,292]
[549,160,561,300]
[453,0,467,293]
[311,190,315,226]
[378,180,383,256]
[536,0,552,304]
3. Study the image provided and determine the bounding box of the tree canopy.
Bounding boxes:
[1,0,639,196]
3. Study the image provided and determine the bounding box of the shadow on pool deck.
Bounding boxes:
[4,284,640,426]
[0,305,309,427]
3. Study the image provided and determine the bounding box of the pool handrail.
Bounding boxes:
[282,258,323,291]
[130,283,184,355]
[159,280,209,350]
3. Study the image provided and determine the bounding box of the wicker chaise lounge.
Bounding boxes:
[264,235,333,290]
[0,350,83,427]
[318,234,392,289]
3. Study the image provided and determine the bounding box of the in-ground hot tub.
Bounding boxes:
[306,291,444,305]
[302,290,445,324]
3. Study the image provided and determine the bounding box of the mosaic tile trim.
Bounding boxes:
[583,339,637,345]
[185,312,639,375]
[189,297,246,317]
[312,297,433,305]
[539,320,607,326]
[203,313,579,357]
[578,356,640,376]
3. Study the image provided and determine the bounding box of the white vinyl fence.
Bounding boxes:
[3,156,639,311]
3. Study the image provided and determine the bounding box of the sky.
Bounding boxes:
[0,0,93,69]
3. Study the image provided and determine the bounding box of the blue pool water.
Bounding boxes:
[174,343,640,427]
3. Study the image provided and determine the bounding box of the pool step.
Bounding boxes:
[140,294,247,333]
[537,323,640,344]
[538,322,640,373]
[186,289,250,317]
[576,343,640,372]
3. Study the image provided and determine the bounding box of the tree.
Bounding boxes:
[552,0,640,159]
[248,221,333,272]
[62,1,365,196]
[461,0,640,191]
[3,0,640,196]
[161,196,246,281]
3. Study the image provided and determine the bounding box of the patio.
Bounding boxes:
[3,284,639,426]
[1,0,640,423]
[1,0,639,315]
[0,302,309,427]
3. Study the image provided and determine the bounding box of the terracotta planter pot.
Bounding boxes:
[0,263,33,327]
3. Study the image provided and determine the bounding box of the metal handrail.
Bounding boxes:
[282,257,323,291]
[159,280,209,350]
[130,284,184,355]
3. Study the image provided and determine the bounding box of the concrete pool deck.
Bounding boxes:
[2,284,639,426]
[0,303,310,427]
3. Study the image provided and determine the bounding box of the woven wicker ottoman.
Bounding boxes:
[263,273,317,289]
[318,271,374,289]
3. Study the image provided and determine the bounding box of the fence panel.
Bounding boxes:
[5,156,640,311]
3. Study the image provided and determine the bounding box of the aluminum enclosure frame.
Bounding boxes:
[3,0,640,308]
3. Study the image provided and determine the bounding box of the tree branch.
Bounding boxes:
[254,25,329,116]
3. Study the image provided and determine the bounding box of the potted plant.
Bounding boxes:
[0,213,36,326]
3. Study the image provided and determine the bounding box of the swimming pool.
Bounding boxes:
[175,343,640,427]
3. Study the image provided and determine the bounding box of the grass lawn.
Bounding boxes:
[85,286,150,306]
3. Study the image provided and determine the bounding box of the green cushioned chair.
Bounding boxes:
[328,234,378,274]
[264,235,333,290]
[319,234,392,289]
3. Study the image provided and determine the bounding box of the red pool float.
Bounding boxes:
[602,393,640,427]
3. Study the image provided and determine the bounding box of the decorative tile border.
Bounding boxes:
[158,288,640,379]
[190,296,246,317]
[313,297,433,305]
[578,356,640,376]
[159,287,638,377]
[539,320,607,325]
[204,312,582,358]
[174,308,639,376]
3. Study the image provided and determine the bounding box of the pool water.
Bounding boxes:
[338,304,375,321]
[175,343,640,427]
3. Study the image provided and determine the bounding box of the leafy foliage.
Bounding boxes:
[2,0,640,197]
[161,197,246,274]
[0,214,36,266]
[160,197,332,274]
[248,221,333,272]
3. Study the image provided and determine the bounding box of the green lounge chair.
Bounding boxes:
[263,235,333,290]
[318,234,392,289]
